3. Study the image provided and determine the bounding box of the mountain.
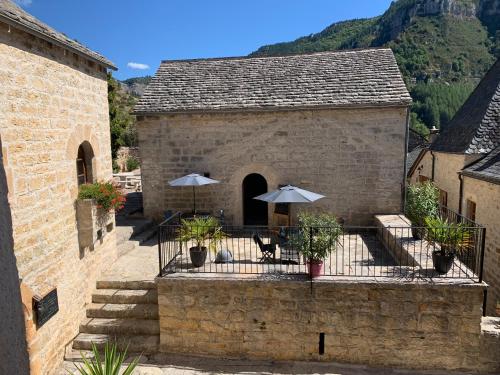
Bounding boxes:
[252,0,499,135]
[121,76,152,97]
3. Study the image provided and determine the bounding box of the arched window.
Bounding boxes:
[76,142,94,185]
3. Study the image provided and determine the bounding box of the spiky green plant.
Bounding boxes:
[70,342,139,375]
[424,216,471,255]
[177,216,227,252]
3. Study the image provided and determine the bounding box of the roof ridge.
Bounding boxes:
[160,47,392,64]
[0,0,116,69]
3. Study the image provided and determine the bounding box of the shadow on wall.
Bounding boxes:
[0,136,30,374]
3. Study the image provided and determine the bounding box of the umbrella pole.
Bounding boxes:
[193,186,196,214]
[288,203,292,227]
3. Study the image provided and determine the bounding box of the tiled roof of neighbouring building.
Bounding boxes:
[431,59,500,154]
[462,146,500,184]
[134,48,411,114]
[0,0,116,69]
[407,129,430,175]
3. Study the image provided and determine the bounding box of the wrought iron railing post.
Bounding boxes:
[479,227,486,283]
[158,224,163,277]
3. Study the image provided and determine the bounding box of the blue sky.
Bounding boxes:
[16,0,393,80]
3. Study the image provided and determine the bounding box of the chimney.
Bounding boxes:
[429,126,439,143]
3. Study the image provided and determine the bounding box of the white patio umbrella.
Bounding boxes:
[253,185,325,225]
[168,173,220,214]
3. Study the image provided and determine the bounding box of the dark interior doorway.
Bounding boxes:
[243,173,268,226]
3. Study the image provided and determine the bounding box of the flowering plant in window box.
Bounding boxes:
[76,181,125,250]
[78,181,126,212]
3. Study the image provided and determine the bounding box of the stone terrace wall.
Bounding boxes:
[0,22,116,374]
[463,176,500,316]
[137,106,408,225]
[157,276,499,373]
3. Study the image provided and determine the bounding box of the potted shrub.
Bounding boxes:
[406,182,439,239]
[178,217,226,267]
[424,216,470,274]
[292,212,341,277]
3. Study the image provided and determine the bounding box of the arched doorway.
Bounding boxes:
[242,173,268,226]
[76,141,94,185]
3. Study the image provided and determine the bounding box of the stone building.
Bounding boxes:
[408,58,500,315]
[135,49,412,226]
[0,1,117,373]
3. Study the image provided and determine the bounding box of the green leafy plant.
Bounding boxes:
[78,181,126,212]
[424,216,471,255]
[125,157,140,172]
[177,217,227,252]
[406,182,439,225]
[70,342,139,375]
[292,212,342,262]
[112,159,120,174]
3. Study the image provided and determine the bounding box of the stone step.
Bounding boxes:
[117,241,135,257]
[92,289,157,304]
[136,226,158,246]
[96,280,157,290]
[131,219,155,238]
[72,333,159,354]
[87,303,158,320]
[80,318,159,335]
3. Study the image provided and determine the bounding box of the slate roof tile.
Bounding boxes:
[462,146,500,184]
[0,0,115,69]
[134,49,411,114]
[431,59,500,154]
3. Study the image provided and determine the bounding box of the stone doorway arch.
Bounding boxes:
[242,173,268,226]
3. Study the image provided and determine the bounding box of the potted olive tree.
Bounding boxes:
[425,216,470,274]
[406,182,439,239]
[178,217,226,267]
[293,212,342,277]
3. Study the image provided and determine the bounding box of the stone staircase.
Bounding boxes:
[72,280,159,355]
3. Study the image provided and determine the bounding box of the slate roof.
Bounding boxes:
[461,146,500,184]
[407,145,427,175]
[0,0,116,69]
[431,59,500,154]
[408,128,429,153]
[134,48,411,114]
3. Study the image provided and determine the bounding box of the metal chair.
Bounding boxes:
[252,234,276,263]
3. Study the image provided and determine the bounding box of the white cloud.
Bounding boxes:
[127,62,150,70]
[14,0,32,6]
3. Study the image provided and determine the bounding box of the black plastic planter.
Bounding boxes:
[189,246,207,267]
[432,250,455,274]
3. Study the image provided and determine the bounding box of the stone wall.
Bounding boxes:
[0,22,116,374]
[409,151,480,212]
[463,176,500,316]
[157,275,499,372]
[0,135,30,374]
[409,151,500,316]
[137,106,408,225]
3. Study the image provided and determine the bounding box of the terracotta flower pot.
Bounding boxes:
[307,260,324,278]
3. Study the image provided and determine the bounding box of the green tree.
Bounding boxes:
[108,74,137,158]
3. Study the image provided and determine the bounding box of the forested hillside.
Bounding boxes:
[252,0,499,135]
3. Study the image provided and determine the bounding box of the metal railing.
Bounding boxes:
[158,220,485,281]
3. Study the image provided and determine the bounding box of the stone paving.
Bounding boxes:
[60,353,478,375]
[98,235,158,283]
